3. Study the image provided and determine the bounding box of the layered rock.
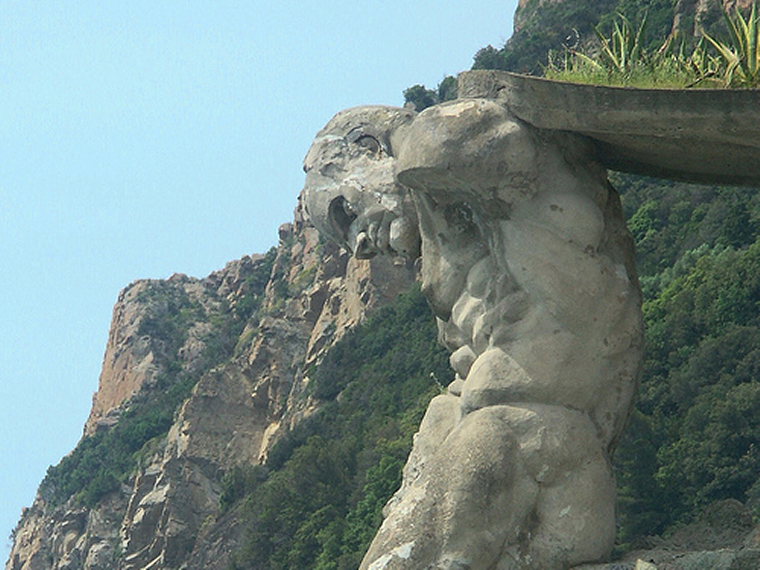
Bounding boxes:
[84,262,261,436]
[6,204,416,570]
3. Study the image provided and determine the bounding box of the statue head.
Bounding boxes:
[300,98,633,323]
[299,100,544,316]
[301,106,420,261]
[301,97,642,447]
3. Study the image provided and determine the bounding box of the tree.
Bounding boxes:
[403,84,437,111]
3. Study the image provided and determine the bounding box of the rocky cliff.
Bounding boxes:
[6,201,417,570]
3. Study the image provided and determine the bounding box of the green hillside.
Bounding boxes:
[614,174,760,545]
[227,287,450,569]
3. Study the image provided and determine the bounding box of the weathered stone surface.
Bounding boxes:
[7,495,125,570]
[302,106,420,263]
[302,98,643,568]
[84,281,163,435]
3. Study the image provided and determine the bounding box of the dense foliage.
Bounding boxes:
[613,174,760,543]
[226,287,450,569]
[40,366,199,507]
[403,76,458,111]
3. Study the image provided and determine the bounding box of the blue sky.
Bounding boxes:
[0,1,516,561]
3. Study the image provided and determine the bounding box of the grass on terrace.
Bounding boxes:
[545,6,760,89]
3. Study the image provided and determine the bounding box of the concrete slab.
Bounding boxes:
[459,70,760,186]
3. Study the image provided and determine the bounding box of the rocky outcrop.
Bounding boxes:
[6,203,416,570]
[84,262,262,436]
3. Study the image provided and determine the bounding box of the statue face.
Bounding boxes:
[301,106,420,260]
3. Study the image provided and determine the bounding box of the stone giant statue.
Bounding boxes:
[302,99,643,569]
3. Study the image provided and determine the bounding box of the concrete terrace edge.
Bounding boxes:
[459,70,760,186]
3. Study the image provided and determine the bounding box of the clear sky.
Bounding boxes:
[0,1,517,561]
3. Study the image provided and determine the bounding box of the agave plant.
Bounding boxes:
[544,13,721,88]
[687,38,721,77]
[595,12,648,74]
[703,3,760,87]
[552,12,649,80]
[668,36,723,87]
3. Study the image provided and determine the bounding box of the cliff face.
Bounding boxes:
[7,202,416,570]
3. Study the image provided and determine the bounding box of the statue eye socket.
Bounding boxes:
[328,196,357,241]
[355,135,382,154]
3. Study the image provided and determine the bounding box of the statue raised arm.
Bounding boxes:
[302,98,643,570]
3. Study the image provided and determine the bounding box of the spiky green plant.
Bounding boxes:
[546,8,760,89]
[663,36,724,87]
[545,18,710,88]
[595,12,648,74]
[684,38,720,83]
[703,3,760,87]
